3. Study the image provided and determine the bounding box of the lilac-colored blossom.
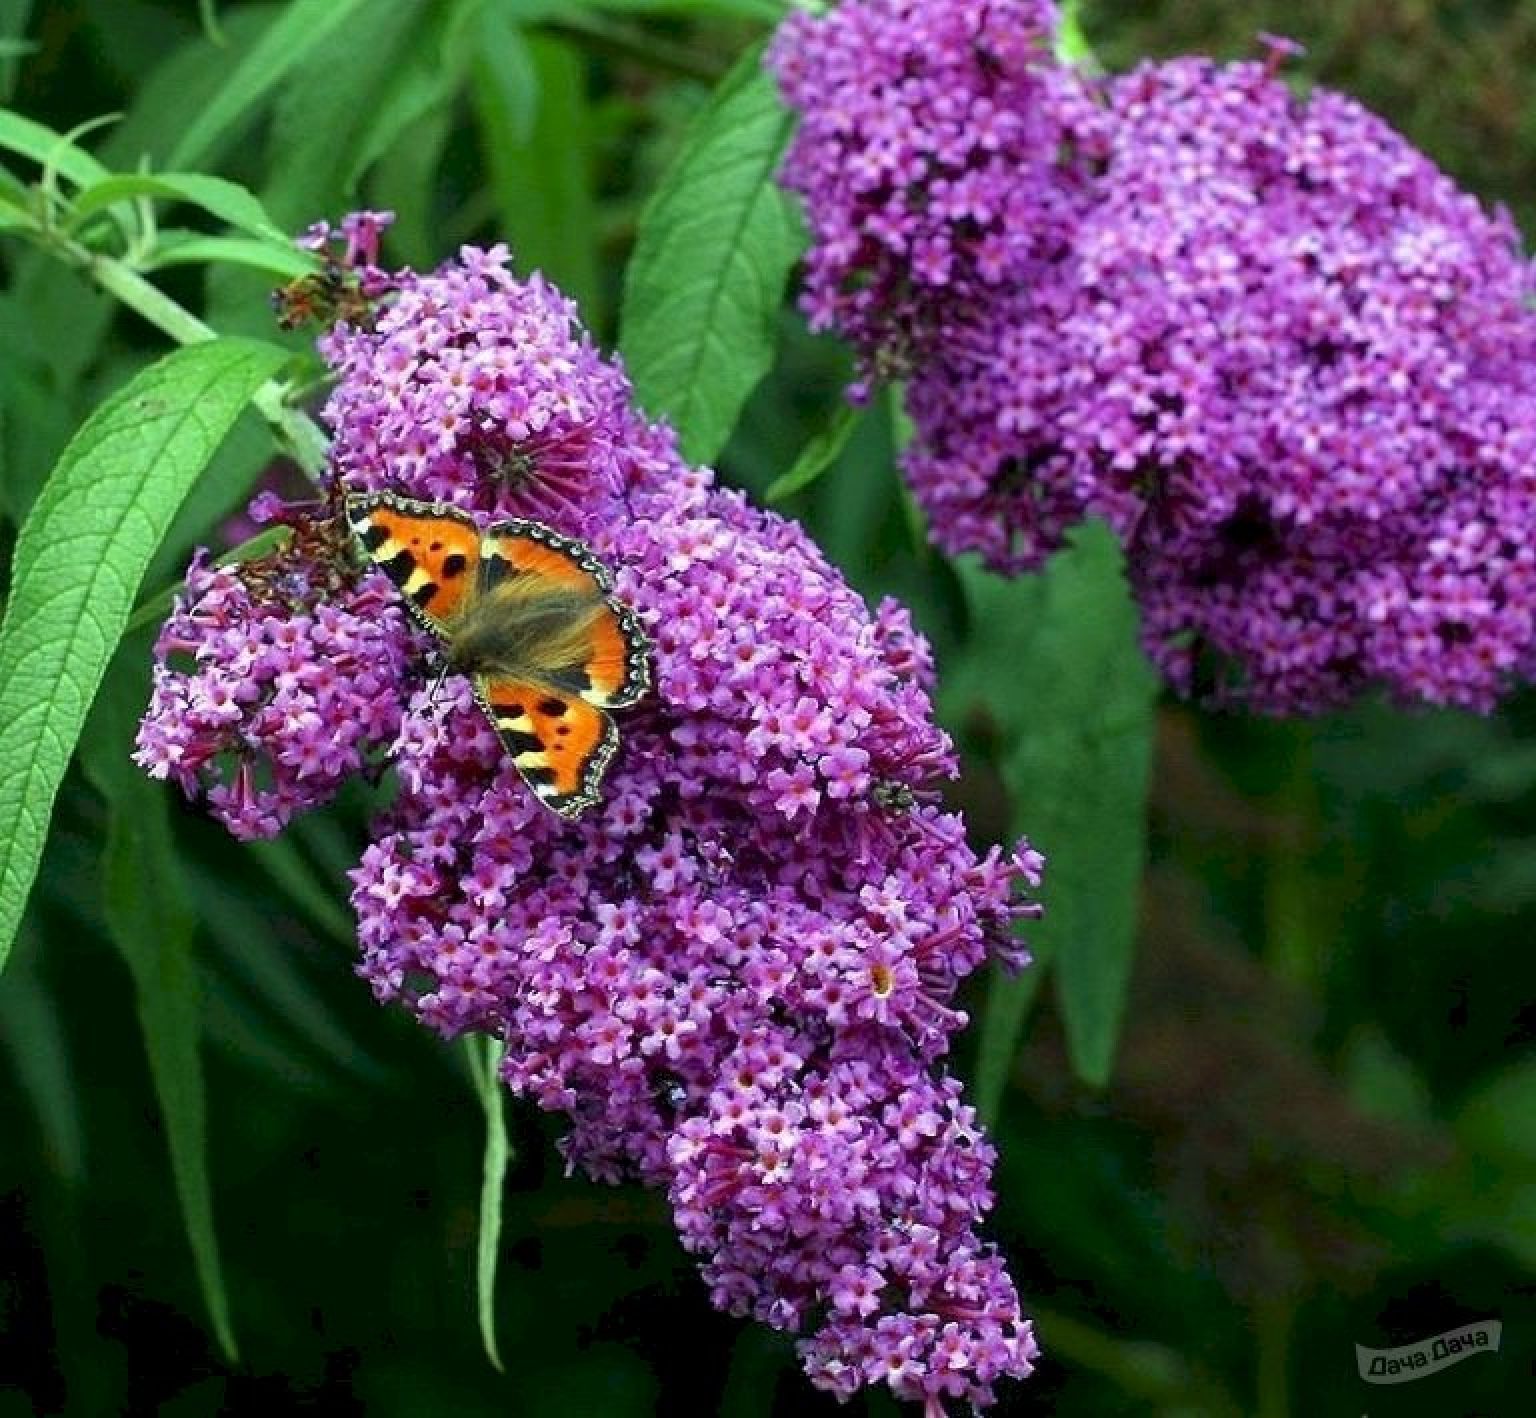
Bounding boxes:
[319,241,638,531]
[141,240,1044,1410]
[134,499,411,839]
[773,12,1536,712]
[772,0,1096,393]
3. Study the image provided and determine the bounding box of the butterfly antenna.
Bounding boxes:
[428,660,450,709]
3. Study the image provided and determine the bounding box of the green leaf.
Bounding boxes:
[0,106,111,188]
[99,5,280,171]
[1055,0,1096,66]
[145,230,315,281]
[472,28,601,322]
[70,171,295,244]
[945,523,1157,1104]
[0,337,288,972]
[765,399,862,504]
[166,0,371,169]
[0,927,87,1186]
[257,0,440,229]
[80,650,235,1358]
[469,1035,511,1372]
[620,43,805,463]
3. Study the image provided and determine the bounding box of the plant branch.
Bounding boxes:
[56,236,329,478]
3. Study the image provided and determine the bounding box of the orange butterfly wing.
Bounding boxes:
[476,676,620,818]
[476,522,652,818]
[346,493,481,633]
[347,498,650,820]
[481,520,652,710]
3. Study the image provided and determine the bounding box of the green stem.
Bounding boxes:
[59,237,330,478]
[81,243,216,344]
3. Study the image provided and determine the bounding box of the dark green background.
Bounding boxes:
[2,2,1533,1414]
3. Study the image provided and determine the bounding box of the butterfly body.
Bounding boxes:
[347,493,650,819]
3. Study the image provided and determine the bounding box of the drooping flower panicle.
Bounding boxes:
[773,7,1536,713]
[139,236,1044,1411]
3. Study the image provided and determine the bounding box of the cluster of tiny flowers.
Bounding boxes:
[343,255,1044,1405]
[319,239,636,531]
[135,210,417,835]
[140,237,1044,1409]
[772,0,1095,389]
[773,12,1536,711]
[134,497,411,839]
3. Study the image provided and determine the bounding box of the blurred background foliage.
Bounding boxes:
[1,1,1533,1414]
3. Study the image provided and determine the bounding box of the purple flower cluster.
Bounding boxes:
[772,0,1091,389]
[320,241,636,531]
[141,240,1044,1410]
[773,11,1536,712]
[134,500,411,839]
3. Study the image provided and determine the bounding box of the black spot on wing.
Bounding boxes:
[382,547,416,582]
[360,522,390,552]
[442,553,468,578]
[538,697,567,717]
[410,581,436,608]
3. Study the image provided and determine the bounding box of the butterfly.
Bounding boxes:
[346,492,651,819]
